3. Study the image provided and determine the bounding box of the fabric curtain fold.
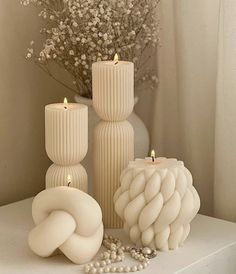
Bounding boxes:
[147,0,236,221]
[214,0,236,222]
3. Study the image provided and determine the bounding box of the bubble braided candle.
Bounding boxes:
[114,157,200,250]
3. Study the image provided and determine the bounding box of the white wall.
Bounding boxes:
[0,1,74,205]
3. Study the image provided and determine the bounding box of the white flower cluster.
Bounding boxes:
[21,0,160,98]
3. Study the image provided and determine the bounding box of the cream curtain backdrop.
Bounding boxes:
[148,0,236,222]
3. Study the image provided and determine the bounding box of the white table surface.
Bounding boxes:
[0,198,236,274]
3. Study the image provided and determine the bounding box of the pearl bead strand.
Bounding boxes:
[83,234,157,274]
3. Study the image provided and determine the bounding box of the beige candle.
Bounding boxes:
[114,151,201,250]
[92,54,134,121]
[45,98,88,192]
[93,55,134,228]
[28,186,103,264]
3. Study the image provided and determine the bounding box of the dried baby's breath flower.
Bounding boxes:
[21,0,160,98]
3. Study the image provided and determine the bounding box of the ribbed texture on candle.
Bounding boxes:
[92,62,134,121]
[45,106,88,165]
[46,164,88,193]
[94,121,134,228]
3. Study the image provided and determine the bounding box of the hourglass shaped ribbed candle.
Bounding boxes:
[45,99,88,192]
[92,56,134,228]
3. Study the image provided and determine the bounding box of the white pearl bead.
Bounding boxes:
[88,235,154,274]
[118,248,123,255]
[94,262,100,267]
[110,266,117,273]
[142,247,152,255]
[111,254,116,260]
[125,266,131,272]
[103,252,110,259]
[138,264,143,270]
[143,262,148,268]
[118,266,124,273]
[84,265,90,273]
[105,259,111,265]
[98,268,104,274]
[116,255,122,261]
[100,261,106,267]
[90,267,97,274]
[104,266,110,273]
[110,243,117,251]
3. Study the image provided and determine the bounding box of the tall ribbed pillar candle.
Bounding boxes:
[92,57,134,228]
[45,99,88,192]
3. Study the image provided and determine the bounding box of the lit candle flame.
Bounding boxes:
[67,174,72,187]
[151,150,155,162]
[64,97,68,109]
[114,53,119,64]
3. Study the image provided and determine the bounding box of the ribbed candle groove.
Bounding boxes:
[93,61,134,228]
[94,122,134,228]
[92,62,134,121]
[45,104,88,191]
[46,164,88,192]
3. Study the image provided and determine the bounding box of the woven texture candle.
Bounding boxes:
[92,60,134,228]
[45,102,88,191]
[114,158,200,250]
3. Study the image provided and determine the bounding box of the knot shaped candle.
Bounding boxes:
[28,186,103,264]
[113,155,200,251]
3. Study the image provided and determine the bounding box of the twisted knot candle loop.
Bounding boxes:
[28,187,104,264]
[113,161,200,251]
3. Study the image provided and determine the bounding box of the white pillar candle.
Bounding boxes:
[28,186,103,264]
[45,99,88,191]
[93,55,134,228]
[92,54,134,121]
[94,121,134,228]
[114,151,200,251]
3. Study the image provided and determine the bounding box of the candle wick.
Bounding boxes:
[64,106,67,110]
[114,61,118,65]
[151,156,155,163]
[67,181,71,187]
